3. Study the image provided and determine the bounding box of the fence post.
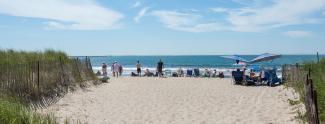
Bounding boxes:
[295,63,299,83]
[317,52,319,63]
[88,57,92,69]
[282,65,285,82]
[37,61,40,101]
[59,57,67,89]
[305,77,311,123]
[313,90,320,124]
[74,58,82,81]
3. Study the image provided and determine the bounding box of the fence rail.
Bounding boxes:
[0,57,97,109]
[282,64,320,124]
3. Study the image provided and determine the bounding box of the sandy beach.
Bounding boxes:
[41,77,303,124]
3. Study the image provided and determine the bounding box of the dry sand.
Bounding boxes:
[41,77,303,124]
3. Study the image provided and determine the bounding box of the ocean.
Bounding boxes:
[78,55,323,76]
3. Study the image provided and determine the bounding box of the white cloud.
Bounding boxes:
[209,7,228,13]
[231,0,259,4]
[134,7,149,23]
[189,9,199,12]
[0,0,124,30]
[132,1,141,8]
[227,0,325,32]
[152,0,325,32]
[283,30,313,38]
[151,10,225,32]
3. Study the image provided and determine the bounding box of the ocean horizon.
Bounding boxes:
[74,55,325,76]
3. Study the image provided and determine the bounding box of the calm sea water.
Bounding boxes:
[77,55,324,76]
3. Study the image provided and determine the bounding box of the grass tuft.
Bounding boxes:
[0,98,56,124]
[0,49,98,124]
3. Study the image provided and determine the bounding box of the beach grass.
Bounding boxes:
[0,49,97,103]
[0,49,70,64]
[0,97,57,124]
[0,49,98,124]
[283,58,325,123]
[303,59,325,122]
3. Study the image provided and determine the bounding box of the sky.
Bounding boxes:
[0,0,325,56]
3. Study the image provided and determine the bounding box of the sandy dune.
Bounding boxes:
[42,77,302,124]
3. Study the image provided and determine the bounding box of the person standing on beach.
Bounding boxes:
[136,61,142,76]
[118,64,123,76]
[113,61,120,78]
[111,62,115,77]
[102,63,107,76]
[157,59,164,77]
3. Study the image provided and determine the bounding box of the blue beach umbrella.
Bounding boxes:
[249,53,281,64]
[221,55,248,64]
[250,65,260,72]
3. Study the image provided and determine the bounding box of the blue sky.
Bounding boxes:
[0,0,325,55]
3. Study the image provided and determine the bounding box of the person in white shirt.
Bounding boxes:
[112,61,120,78]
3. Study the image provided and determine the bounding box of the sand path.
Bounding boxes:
[42,77,301,124]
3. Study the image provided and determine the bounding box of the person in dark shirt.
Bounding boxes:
[118,65,123,76]
[136,60,142,76]
[157,59,164,77]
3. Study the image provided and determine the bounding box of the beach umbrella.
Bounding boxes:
[221,55,248,64]
[250,65,260,72]
[249,53,281,64]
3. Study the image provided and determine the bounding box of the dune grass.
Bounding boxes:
[303,59,325,123]
[283,58,325,123]
[0,49,97,124]
[0,49,96,102]
[0,98,56,124]
[0,49,70,64]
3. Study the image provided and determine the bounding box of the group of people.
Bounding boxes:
[236,67,264,80]
[97,59,164,78]
[203,69,224,78]
[132,59,164,77]
[97,59,226,78]
[97,61,123,78]
[232,66,281,86]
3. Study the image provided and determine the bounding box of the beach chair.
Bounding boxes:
[244,75,257,86]
[186,69,193,77]
[261,70,270,83]
[164,69,172,77]
[193,68,200,77]
[265,69,281,86]
[172,72,178,77]
[231,71,243,85]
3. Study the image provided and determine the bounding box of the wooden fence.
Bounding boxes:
[282,64,320,124]
[0,57,97,109]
